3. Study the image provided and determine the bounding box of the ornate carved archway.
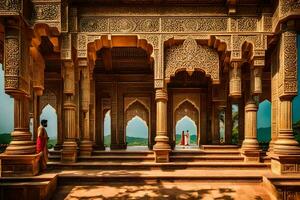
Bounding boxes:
[165,38,220,84]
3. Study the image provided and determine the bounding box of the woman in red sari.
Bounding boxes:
[36,119,49,171]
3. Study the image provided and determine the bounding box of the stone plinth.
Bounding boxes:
[154,149,170,163]
[79,140,93,156]
[62,141,77,162]
[271,155,300,175]
[0,153,41,177]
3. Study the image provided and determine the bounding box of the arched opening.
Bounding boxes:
[257,100,271,150]
[174,99,199,148]
[126,116,148,146]
[104,110,111,147]
[125,100,150,147]
[40,104,57,149]
[175,116,197,146]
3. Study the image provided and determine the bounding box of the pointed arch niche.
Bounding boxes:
[40,104,58,141]
[174,100,200,147]
[124,98,150,147]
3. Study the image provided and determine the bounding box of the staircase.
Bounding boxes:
[47,145,270,171]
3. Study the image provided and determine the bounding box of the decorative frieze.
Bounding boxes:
[110,17,159,32]
[32,4,60,20]
[161,17,227,32]
[237,17,258,32]
[0,0,20,12]
[138,34,159,49]
[280,0,300,16]
[165,37,219,84]
[80,17,109,32]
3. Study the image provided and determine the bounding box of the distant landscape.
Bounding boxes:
[104,135,148,146]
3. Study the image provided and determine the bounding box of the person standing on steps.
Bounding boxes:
[36,119,49,171]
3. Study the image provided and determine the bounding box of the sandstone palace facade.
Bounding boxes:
[0,0,300,183]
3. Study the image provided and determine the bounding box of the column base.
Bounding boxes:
[0,153,41,177]
[93,144,106,150]
[79,140,93,156]
[54,143,63,151]
[271,155,300,175]
[62,141,77,162]
[241,149,261,162]
[154,149,170,163]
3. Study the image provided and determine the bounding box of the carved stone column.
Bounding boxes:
[229,61,242,98]
[270,30,300,175]
[79,60,92,156]
[153,89,170,162]
[240,99,261,162]
[0,20,40,176]
[62,61,78,162]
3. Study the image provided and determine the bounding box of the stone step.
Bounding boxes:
[170,155,244,162]
[171,150,240,156]
[92,150,154,157]
[201,145,240,151]
[47,161,270,171]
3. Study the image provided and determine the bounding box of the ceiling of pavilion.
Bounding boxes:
[94,47,154,74]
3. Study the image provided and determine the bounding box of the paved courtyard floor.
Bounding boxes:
[52,181,271,200]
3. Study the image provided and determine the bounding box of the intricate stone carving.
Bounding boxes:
[125,100,149,127]
[110,17,159,32]
[165,38,219,83]
[138,34,159,49]
[280,0,300,16]
[279,31,298,96]
[0,0,20,12]
[40,89,57,113]
[32,4,60,21]
[263,16,272,32]
[80,17,109,32]
[161,17,227,32]
[237,17,257,32]
[4,38,19,90]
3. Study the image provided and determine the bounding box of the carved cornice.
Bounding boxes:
[165,38,220,84]
[78,15,271,34]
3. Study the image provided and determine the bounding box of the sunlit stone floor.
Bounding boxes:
[53,181,271,200]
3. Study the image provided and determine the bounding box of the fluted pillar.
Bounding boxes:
[274,99,300,155]
[79,61,92,156]
[240,99,261,162]
[153,89,170,162]
[62,61,78,162]
[5,96,35,155]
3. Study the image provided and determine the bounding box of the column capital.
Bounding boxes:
[155,89,168,102]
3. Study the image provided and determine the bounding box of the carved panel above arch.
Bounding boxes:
[40,89,57,113]
[165,38,219,84]
[124,97,150,126]
[174,100,199,127]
